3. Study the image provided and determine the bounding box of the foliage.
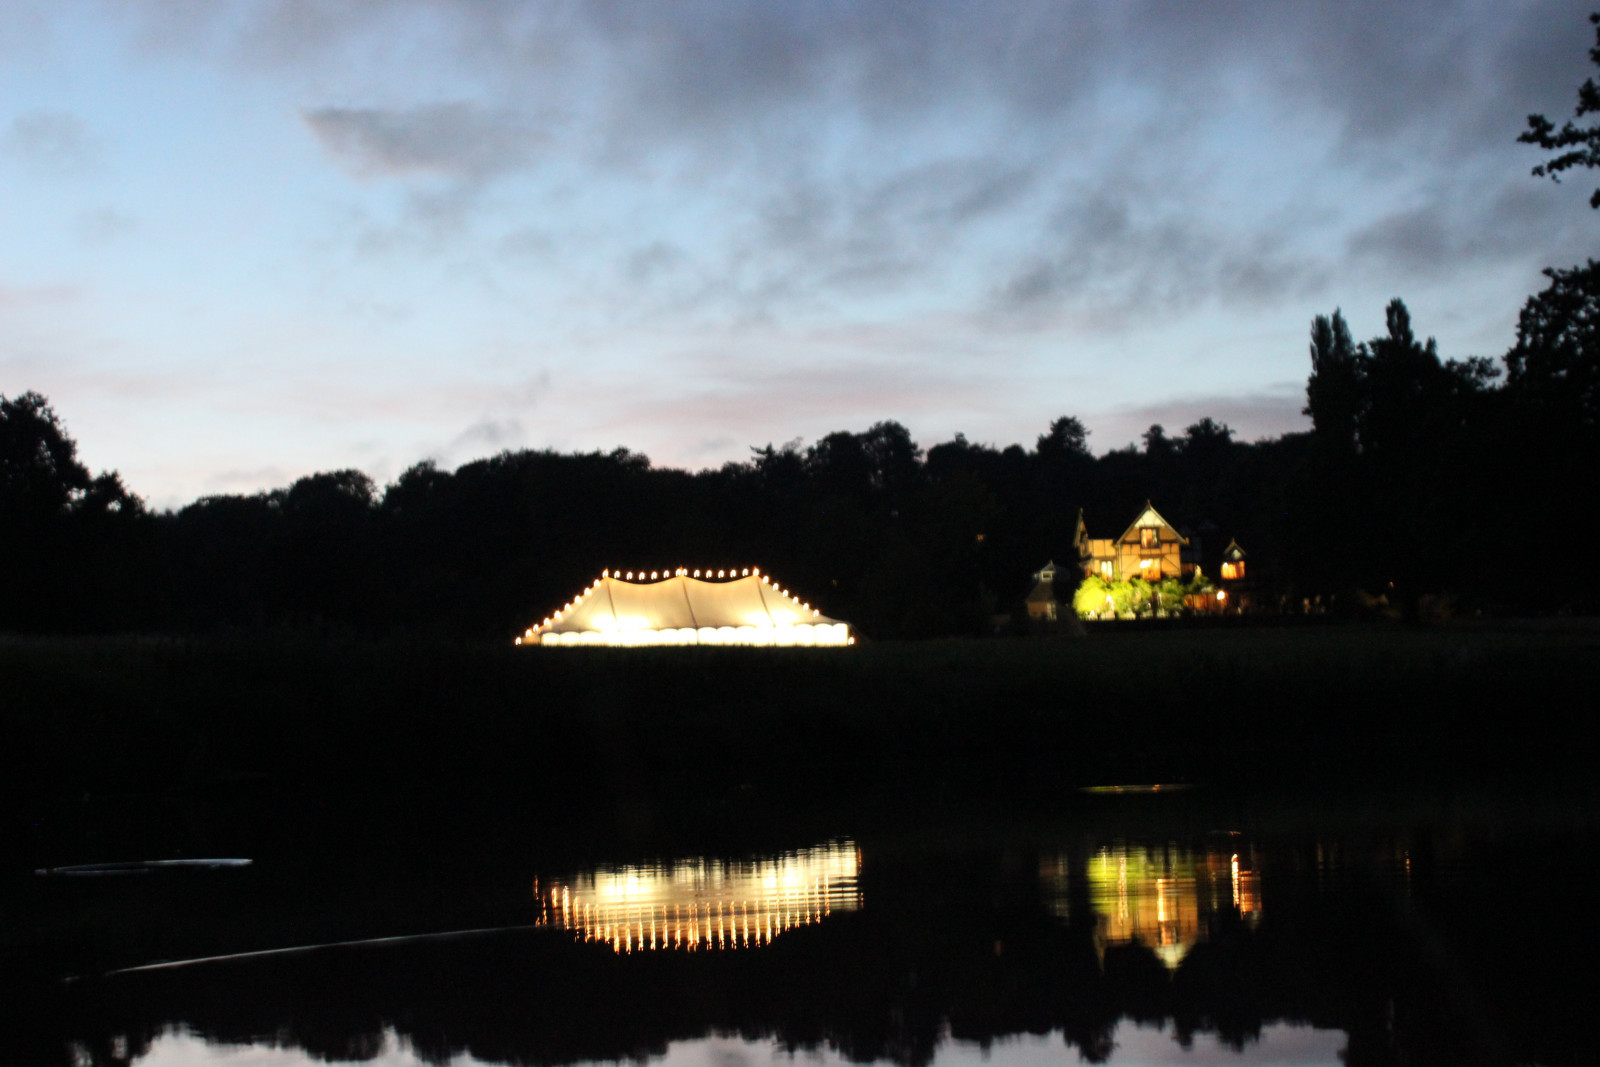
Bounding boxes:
[1,390,94,515]
[1507,259,1600,427]
[1520,12,1600,207]
[1072,571,1213,620]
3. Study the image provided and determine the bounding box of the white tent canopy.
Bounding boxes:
[519,569,852,648]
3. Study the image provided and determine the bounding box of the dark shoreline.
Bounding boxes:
[6,621,1597,825]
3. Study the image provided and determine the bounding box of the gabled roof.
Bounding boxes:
[1222,537,1246,560]
[1072,509,1090,558]
[1117,500,1189,546]
[1025,570,1060,604]
[519,569,850,647]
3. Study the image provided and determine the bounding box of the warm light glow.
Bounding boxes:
[521,566,852,648]
[535,841,860,953]
[1217,590,1227,602]
[1048,840,1261,971]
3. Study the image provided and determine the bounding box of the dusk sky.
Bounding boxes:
[2,0,1595,510]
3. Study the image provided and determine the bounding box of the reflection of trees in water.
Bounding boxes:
[39,831,1600,1067]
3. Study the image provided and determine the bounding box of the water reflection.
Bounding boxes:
[33,821,1598,1067]
[1042,838,1261,969]
[119,1022,1347,1066]
[534,841,861,952]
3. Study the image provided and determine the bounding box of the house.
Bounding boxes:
[1219,538,1247,581]
[1214,537,1251,611]
[1024,560,1064,620]
[1074,501,1194,582]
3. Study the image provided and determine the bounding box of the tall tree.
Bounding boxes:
[1304,310,1361,452]
[1506,260,1600,427]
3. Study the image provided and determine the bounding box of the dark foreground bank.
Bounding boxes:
[3,622,1596,857]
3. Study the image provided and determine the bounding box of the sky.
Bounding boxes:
[1,0,1596,510]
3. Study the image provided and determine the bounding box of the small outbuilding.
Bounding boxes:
[1024,560,1064,621]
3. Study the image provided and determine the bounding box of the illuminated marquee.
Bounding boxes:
[535,842,861,952]
[516,567,853,647]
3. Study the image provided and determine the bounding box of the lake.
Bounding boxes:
[20,791,1595,1067]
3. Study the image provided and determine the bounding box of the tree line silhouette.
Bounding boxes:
[5,11,1599,639]
[3,280,1593,640]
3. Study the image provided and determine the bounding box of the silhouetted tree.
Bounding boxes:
[1141,424,1175,459]
[1037,416,1091,462]
[1520,11,1600,207]
[1506,260,1600,427]
[1,392,146,631]
[0,391,94,516]
[1305,310,1361,452]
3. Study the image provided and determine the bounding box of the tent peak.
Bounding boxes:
[602,566,762,582]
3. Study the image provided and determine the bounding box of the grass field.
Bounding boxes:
[3,621,1595,853]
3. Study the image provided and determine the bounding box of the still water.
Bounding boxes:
[32,812,1598,1067]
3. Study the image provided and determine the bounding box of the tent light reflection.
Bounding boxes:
[535,842,861,953]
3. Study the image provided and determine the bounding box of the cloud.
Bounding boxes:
[990,181,1328,330]
[452,416,524,452]
[78,207,137,245]
[203,465,292,495]
[581,344,1011,469]
[3,109,101,176]
[1346,178,1587,276]
[0,281,81,309]
[1092,386,1311,451]
[302,102,541,181]
[246,3,1594,320]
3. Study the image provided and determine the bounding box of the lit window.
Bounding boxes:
[1100,561,1113,578]
[1221,562,1237,580]
[1140,528,1158,548]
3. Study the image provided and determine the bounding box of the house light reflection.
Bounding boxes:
[1043,839,1261,970]
[535,841,860,953]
